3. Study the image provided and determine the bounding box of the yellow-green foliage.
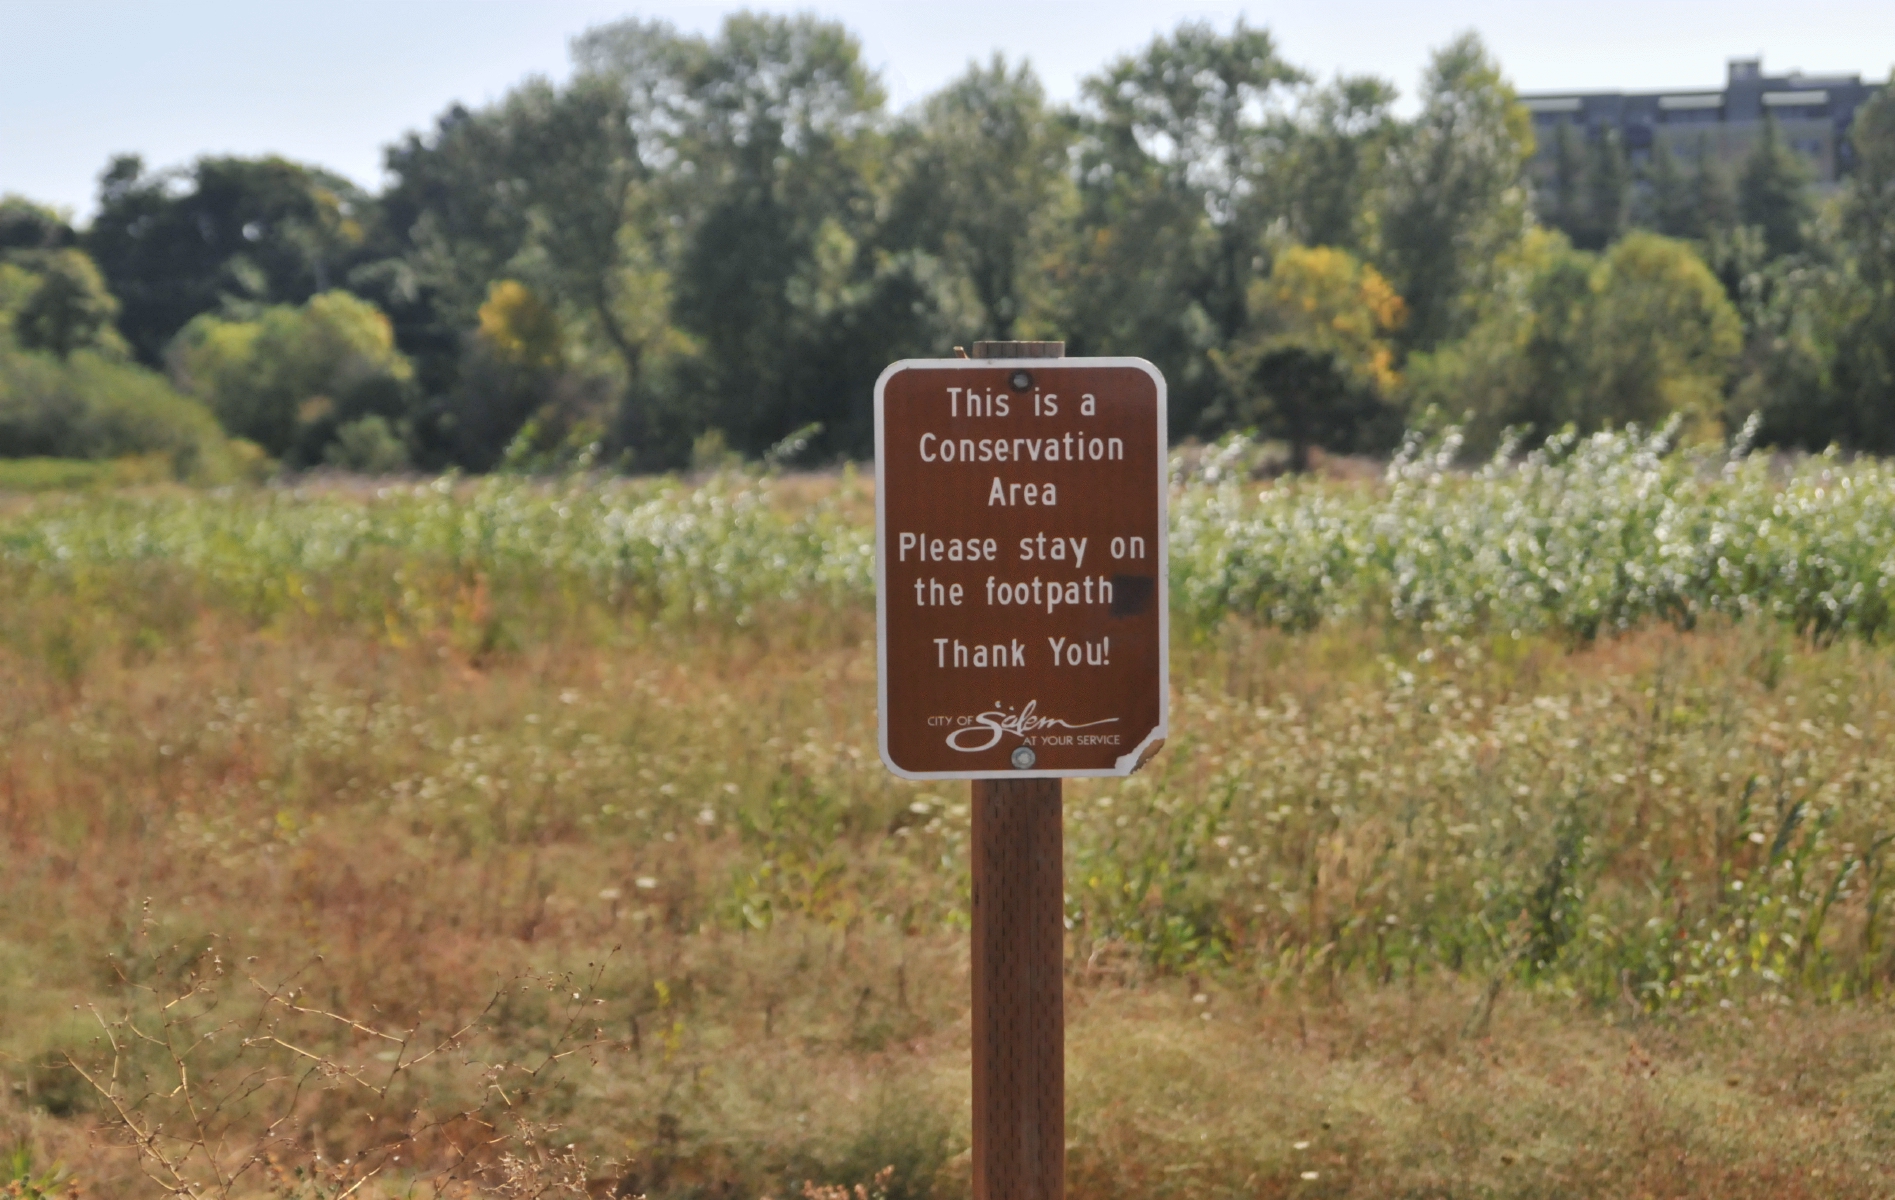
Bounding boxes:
[169,290,413,462]
[1410,231,1741,446]
[0,455,176,493]
[8,249,123,360]
[477,279,566,370]
[0,253,246,480]
[1590,232,1744,428]
[1238,245,1407,395]
[0,349,248,482]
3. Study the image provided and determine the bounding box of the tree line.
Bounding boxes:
[2,15,1892,476]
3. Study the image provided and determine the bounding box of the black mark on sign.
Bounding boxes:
[1110,575,1153,617]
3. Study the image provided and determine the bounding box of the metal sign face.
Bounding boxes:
[875,358,1168,779]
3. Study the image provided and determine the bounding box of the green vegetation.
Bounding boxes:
[8,22,1890,475]
[0,347,252,483]
[0,456,171,493]
[1410,231,1743,450]
[169,290,413,466]
[10,425,1895,643]
[4,15,1895,1195]
[0,213,254,481]
[7,457,1895,1193]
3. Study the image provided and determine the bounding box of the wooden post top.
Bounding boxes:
[972,341,1065,359]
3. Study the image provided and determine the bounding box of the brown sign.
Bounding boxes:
[875,358,1168,779]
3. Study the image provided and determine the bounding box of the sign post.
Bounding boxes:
[875,341,1168,1200]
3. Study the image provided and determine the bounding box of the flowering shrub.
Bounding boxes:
[8,423,1895,644]
[1174,420,1895,640]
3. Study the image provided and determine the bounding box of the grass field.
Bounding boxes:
[7,429,1895,1197]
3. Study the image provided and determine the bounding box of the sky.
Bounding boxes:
[3,0,1893,221]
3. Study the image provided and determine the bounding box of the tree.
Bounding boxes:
[1061,21,1306,430]
[432,279,610,472]
[169,291,413,464]
[1278,75,1399,254]
[1738,117,1813,260]
[1379,33,1534,353]
[1409,231,1740,448]
[1585,231,1743,432]
[1541,121,1584,239]
[13,249,122,359]
[1578,128,1630,250]
[1643,140,1698,239]
[494,76,665,394]
[1,248,242,477]
[382,12,937,465]
[1538,122,1627,250]
[378,45,699,466]
[477,280,565,372]
[0,196,74,255]
[1735,255,1878,450]
[0,344,243,478]
[84,155,370,364]
[881,55,1072,341]
[1688,137,1739,236]
[1213,245,1407,467]
[1749,77,1895,452]
[1843,77,1895,293]
[612,12,900,456]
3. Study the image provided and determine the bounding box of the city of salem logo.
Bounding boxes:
[938,699,1120,752]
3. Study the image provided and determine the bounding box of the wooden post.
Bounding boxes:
[970,339,1064,1200]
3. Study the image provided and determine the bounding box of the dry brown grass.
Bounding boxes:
[5,563,1895,1195]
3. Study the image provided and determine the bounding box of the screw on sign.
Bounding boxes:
[874,342,1168,1200]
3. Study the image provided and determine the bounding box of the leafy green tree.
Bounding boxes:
[590,13,914,457]
[1749,78,1895,451]
[84,155,370,364]
[12,250,122,359]
[1278,75,1399,253]
[1407,231,1588,445]
[1586,231,1743,432]
[324,415,409,473]
[377,45,698,465]
[1642,140,1699,239]
[0,197,74,254]
[881,55,1072,341]
[1578,128,1630,250]
[1738,117,1813,260]
[1379,33,1534,353]
[386,77,667,388]
[169,291,412,464]
[1688,138,1739,236]
[0,262,34,322]
[1410,231,1740,447]
[1212,245,1408,467]
[1734,254,1877,448]
[380,12,927,465]
[1060,20,1305,430]
[1844,77,1895,293]
[431,280,609,472]
[1,333,244,479]
[372,102,533,394]
[1541,122,1584,240]
[1536,122,1627,250]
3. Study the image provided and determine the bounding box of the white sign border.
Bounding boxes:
[873,356,1169,780]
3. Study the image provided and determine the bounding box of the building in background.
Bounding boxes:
[1521,59,1887,189]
